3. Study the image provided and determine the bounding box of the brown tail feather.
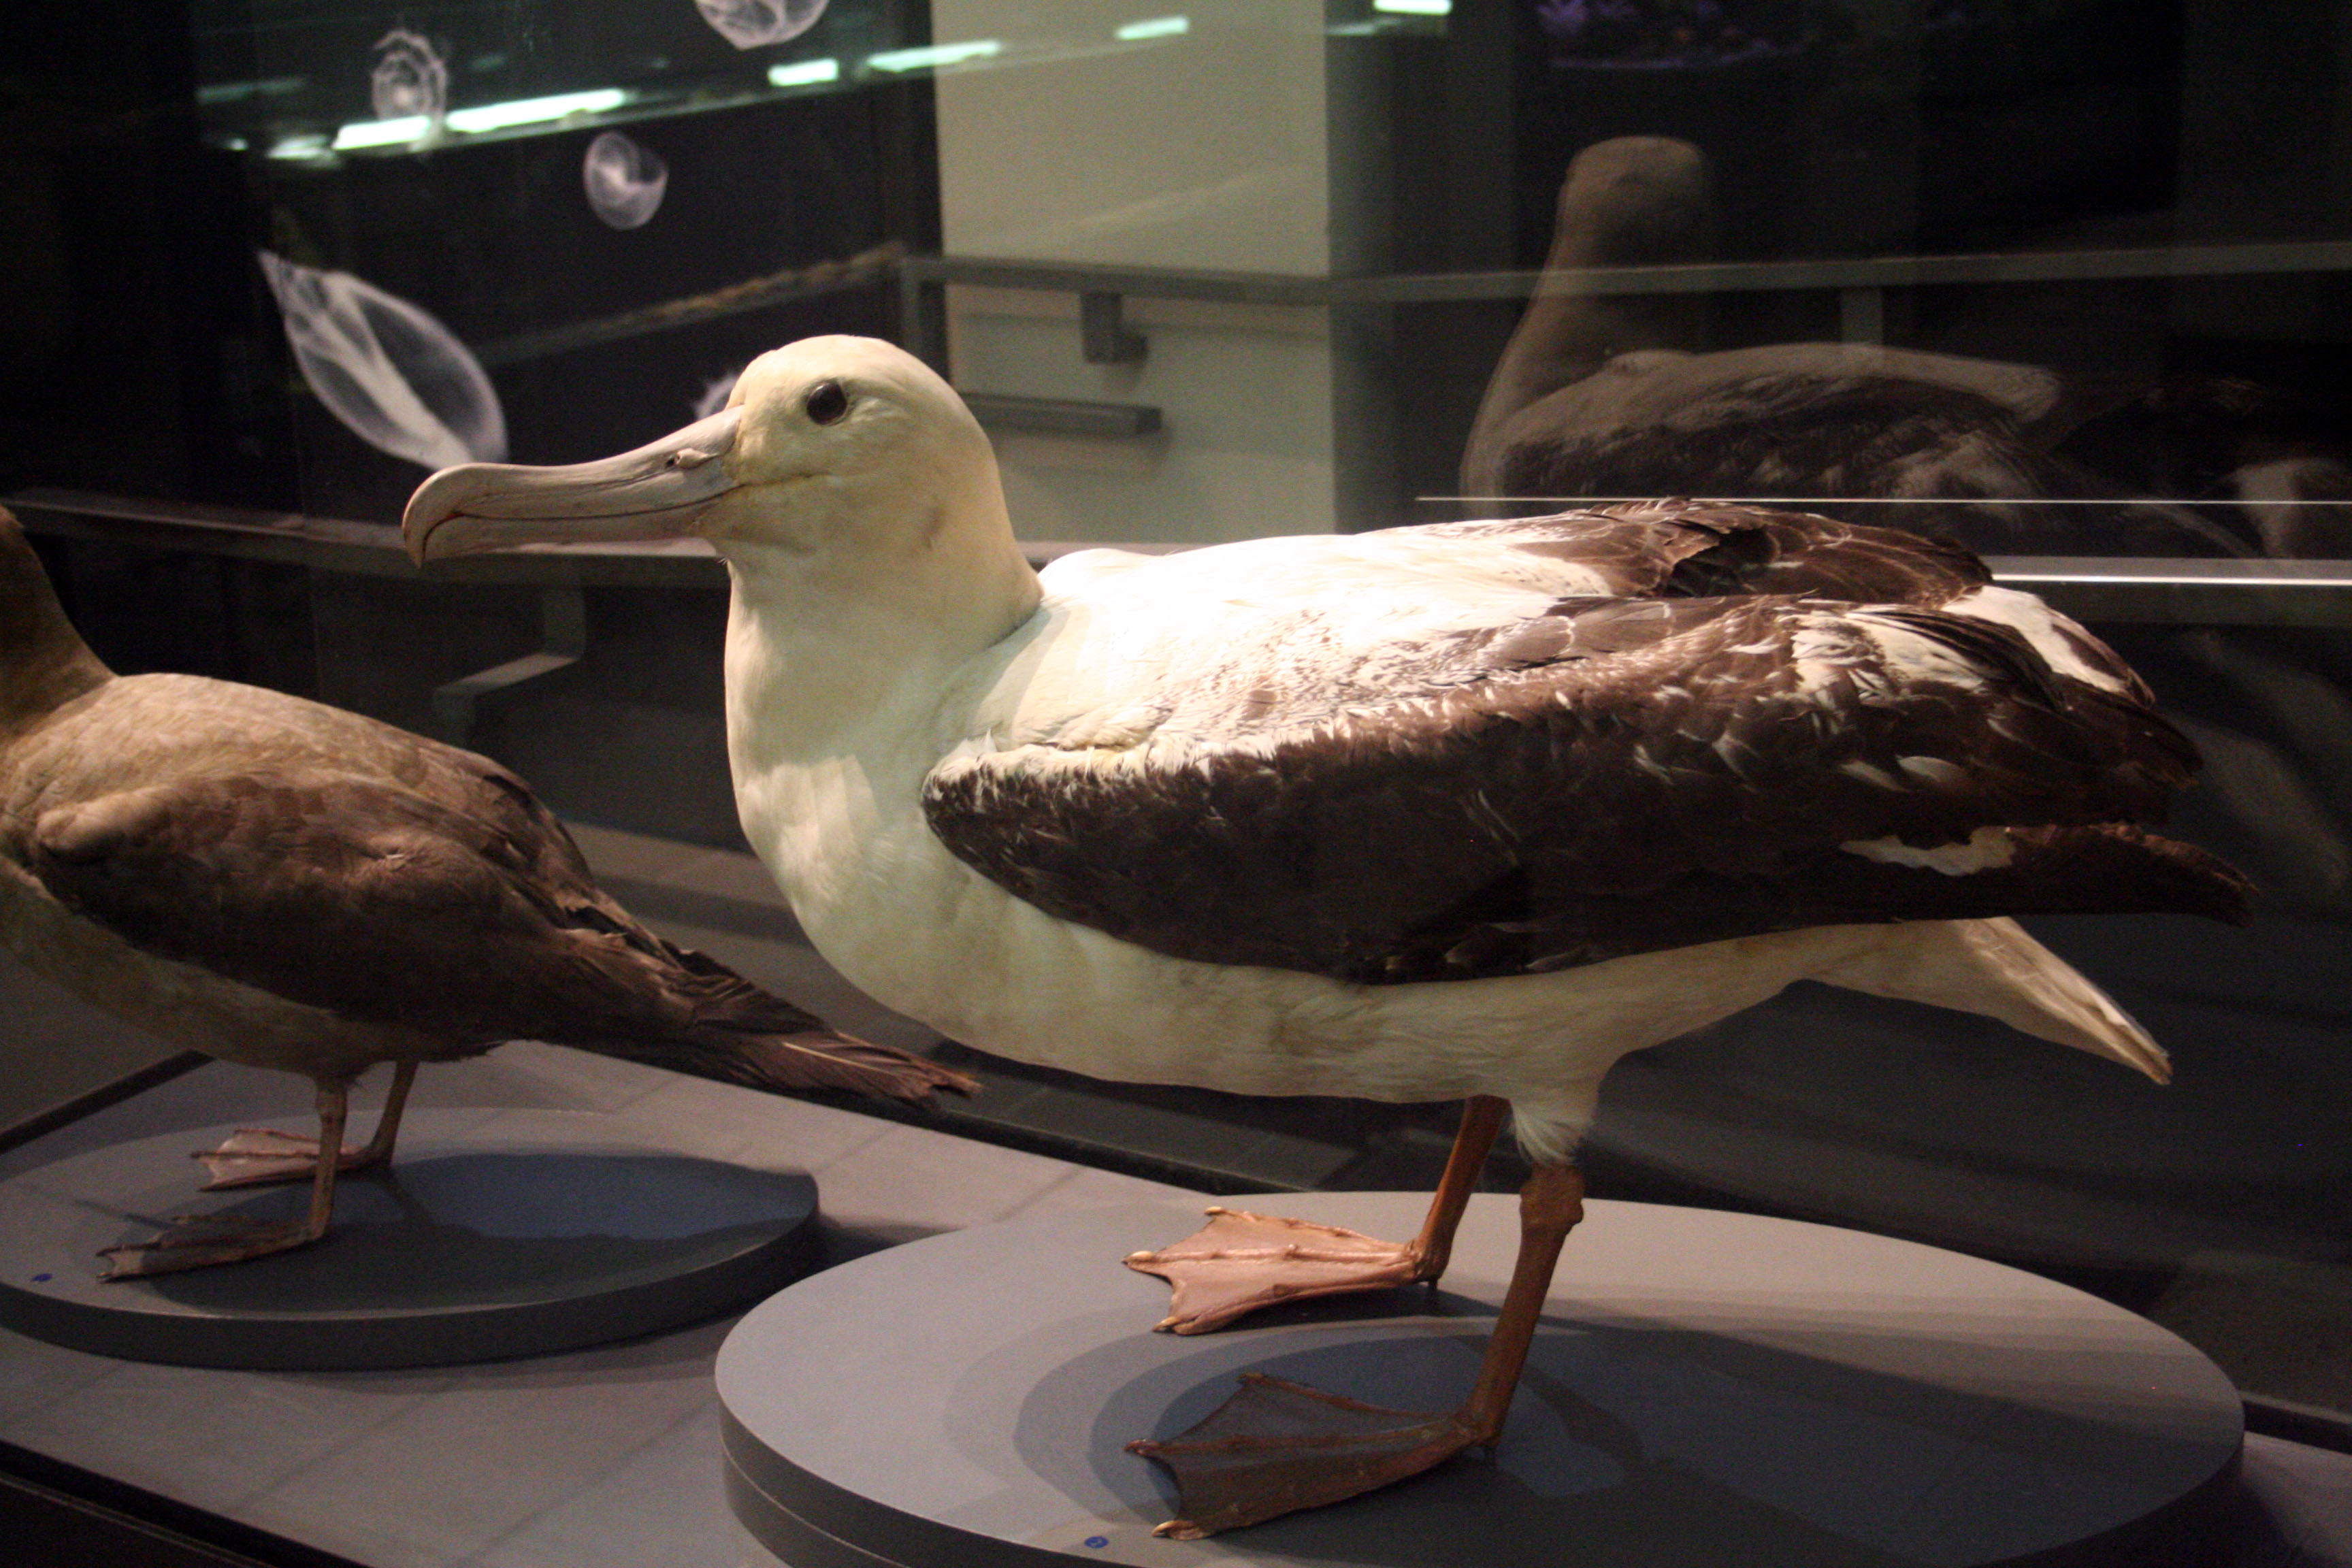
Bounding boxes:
[576,934,980,1105]
[2009,824,2255,923]
[582,1023,979,1105]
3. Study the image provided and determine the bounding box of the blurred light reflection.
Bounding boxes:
[696,0,830,50]
[258,252,507,470]
[583,131,670,229]
[370,29,448,121]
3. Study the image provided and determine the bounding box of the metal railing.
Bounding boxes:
[898,237,2352,368]
[15,488,2352,628]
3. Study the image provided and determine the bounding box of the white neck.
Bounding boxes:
[713,476,1041,913]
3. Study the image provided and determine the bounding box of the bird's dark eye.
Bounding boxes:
[805,380,850,425]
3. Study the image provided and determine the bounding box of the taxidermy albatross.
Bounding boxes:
[405,336,2249,1538]
[0,507,971,1279]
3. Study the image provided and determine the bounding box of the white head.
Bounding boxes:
[705,336,1004,559]
[402,336,1037,649]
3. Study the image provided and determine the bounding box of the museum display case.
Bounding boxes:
[5,1,2352,1563]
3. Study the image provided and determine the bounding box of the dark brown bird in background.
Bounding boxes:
[0,508,972,1277]
[1462,136,2247,557]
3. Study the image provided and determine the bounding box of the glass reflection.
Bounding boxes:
[1533,0,1812,67]
[257,252,507,470]
[582,131,670,230]
[693,368,742,421]
[694,0,830,50]
[370,29,448,122]
[1467,136,2352,559]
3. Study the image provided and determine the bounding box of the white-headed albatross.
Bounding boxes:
[0,507,972,1278]
[404,336,2250,1538]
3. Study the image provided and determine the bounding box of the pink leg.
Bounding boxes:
[102,1079,358,1279]
[196,1060,418,1190]
[1130,1162,1586,1538]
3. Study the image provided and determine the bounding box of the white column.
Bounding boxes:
[929,1,1337,544]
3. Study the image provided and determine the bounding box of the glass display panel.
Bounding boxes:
[6,0,2352,1470]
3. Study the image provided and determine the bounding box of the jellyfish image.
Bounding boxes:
[694,0,828,50]
[583,132,669,229]
[692,368,741,420]
[371,29,448,121]
[259,252,507,470]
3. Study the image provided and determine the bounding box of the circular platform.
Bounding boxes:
[0,1109,819,1370]
[719,1193,2243,1567]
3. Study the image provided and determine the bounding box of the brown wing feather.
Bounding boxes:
[31,762,973,1102]
[928,509,2247,985]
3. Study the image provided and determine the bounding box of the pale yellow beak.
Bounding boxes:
[402,407,743,563]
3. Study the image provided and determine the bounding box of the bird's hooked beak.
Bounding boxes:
[402,408,744,564]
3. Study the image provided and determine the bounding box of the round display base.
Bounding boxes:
[719,1193,2242,1568]
[0,1109,819,1370]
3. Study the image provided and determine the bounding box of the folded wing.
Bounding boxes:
[32,754,970,1101]
[926,504,2249,984]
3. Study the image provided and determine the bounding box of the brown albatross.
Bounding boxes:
[1463,136,2242,556]
[0,507,971,1278]
[403,336,2249,1537]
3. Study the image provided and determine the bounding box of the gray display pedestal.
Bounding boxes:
[0,1109,819,1370]
[719,1193,2244,1567]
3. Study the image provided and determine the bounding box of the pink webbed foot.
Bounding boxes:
[1128,1372,1480,1538]
[1125,1207,1431,1335]
[195,1127,380,1190]
[98,1213,326,1279]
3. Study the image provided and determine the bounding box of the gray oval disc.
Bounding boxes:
[719,1193,2242,1567]
[0,1109,820,1369]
